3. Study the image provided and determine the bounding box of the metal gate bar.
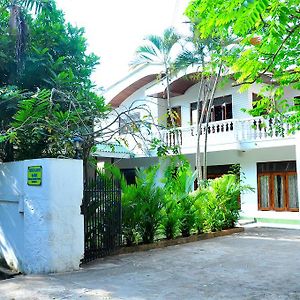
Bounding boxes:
[81,175,121,263]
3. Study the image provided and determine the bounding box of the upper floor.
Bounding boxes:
[101,65,299,157]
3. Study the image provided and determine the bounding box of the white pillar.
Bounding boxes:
[295,132,300,215]
[23,158,84,274]
[239,152,258,218]
[0,158,84,274]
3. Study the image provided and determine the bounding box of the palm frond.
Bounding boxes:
[162,27,180,54]
[129,44,162,68]
[145,35,163,53]
[130,27,181,70]
[174,49,200,71]
[19,0,53,14]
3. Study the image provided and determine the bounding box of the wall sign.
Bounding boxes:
[27,166,42,186]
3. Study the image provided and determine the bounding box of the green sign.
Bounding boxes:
[27,166,42,186]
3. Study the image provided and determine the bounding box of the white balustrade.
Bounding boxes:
[156,116,293,151]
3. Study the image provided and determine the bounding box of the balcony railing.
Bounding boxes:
[159,116,294,149]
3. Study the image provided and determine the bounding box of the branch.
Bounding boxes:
[233,22,300,87]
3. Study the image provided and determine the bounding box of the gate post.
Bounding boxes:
[296,132,300,214]
[0,158,84,274]
[22,158,84,273]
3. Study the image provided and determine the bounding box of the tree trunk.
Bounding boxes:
[165,68,181,154]
[203,65,222,181]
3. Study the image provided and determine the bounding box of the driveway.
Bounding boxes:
[1,227,300,300]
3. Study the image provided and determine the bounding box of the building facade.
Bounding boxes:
[100,65,300,224]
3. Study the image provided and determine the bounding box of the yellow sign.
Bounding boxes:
[27,166,42,186]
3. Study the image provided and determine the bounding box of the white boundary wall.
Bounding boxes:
[0,158,84,274]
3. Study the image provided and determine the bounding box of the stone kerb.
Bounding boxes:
[0,158,84,274]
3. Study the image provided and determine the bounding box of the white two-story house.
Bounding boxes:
[97,64,300,225]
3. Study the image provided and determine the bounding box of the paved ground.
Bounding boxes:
[1,227,300,300]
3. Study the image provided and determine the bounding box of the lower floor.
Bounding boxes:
[2,227,300,299]
[103,145,300,223]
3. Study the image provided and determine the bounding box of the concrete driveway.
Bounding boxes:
[1,227,300,300]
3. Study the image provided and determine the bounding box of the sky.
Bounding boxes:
[56,0,190,90]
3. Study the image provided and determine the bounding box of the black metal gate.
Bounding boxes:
[81,175,122,263]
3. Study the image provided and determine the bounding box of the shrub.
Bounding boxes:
[194,174,253,232]
[161,195,180,240]
[104,163,140,246]
[178,194,196,237]
[121,184,140,246]
[105,163,164,245]
[133,166,164,244]
[163,155,196,237]
[191,190,204,234]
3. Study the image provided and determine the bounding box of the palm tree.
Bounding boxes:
[0,0,53,160]
[6,0,53,76]
[174,29,222,184]
[130,27,182,151]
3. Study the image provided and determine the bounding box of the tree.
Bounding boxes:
[1,0,54,78]
[130,27,182,152]
[0,0,103,167]
[186,0,300,132]
[0,0,99,91]
[174,27,224,183]
[1,88,108,178]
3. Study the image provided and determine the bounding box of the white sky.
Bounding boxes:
[56,0,190,89]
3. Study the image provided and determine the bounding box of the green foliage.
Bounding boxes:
[135,166,164,244]
[121,184,141,246]
[194,174,253,232]
[3,88,107,161]
[130,27,180,69]
[160,195,180,239]
[108,160,252,246]
[104,164,140,246]
[150,137,180,157]
[186,0,300,132]
[163,155,197,237]
[178,194,196,237]
[0,1,98,91]
[108,164,164,245]
[0,1,107,162]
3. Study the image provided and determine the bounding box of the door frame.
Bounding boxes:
[258,171,298,212]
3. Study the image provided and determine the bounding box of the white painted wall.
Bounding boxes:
[238,146,299,220]
[0,159,84,274]
[296,132,300,218]
[159,79,258,127]
[0,162,25,271]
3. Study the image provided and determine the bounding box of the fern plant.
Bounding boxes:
[134,166,164,244]
[194,174,253,232]
[163,156,197,237]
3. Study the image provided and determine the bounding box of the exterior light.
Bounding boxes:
[72,136,84,159]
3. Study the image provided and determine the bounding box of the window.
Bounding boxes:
[252,93,268,116]
[257,161,298,212]
[194,164,237,187]
[119,112,141,134]
[121,169,136,185]
[211,95,232,121]
[190,95,232,125]
[167,106,181,127]
[190,102,202,125]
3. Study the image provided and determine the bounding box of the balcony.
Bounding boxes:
[159,116,296,153]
